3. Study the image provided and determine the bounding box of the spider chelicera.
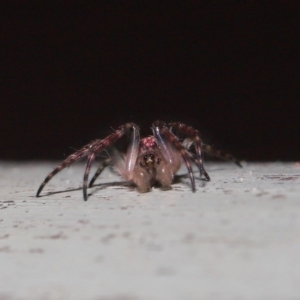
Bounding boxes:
[36,121,241,201]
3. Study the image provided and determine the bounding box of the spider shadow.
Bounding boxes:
[37,180,132,198]
[173,173,209,189]
[37,172,209,198]
[87,181,136,197]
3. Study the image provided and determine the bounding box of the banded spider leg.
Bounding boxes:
[36,123,140,201]
[152,121,210,192]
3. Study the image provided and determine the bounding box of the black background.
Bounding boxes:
[1,2,299,161]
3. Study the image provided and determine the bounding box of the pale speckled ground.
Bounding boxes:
[0,161,300,300]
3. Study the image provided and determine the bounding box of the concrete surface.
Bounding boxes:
[0,161,300,300]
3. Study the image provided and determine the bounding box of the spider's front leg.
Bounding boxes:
[152,121,202,192]
[169,122,210,181]
[36,142,97,198]
[36,123,138,201]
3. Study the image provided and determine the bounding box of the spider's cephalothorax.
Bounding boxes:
[138,137,162,174]
[134,136,171,191]
[36,121,241,201]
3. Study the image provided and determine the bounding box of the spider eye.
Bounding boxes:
[143,154,155,164]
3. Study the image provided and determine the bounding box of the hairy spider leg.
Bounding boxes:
[182,138,242,168]
[36,123,138,201]
[36,142,97,197]
[202,144,242,167]
[88,158,112,187]
[152,121,197,192]
[185,151,203,170]
[169,122,210,181]
[83,152,96,200]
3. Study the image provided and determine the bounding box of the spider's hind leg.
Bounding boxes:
[169,122,210,181]
[203,144,242,167]
[186,151,210,181]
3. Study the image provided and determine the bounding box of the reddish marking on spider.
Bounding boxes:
[140,136,157,150]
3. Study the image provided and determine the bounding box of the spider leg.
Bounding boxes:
[36,142,97,197]
[83,152,96,201]
[202,144,242,167]
[36,123,137,200]
[89,158,112,187]
[182,137,242,168]
[84,123,138,200]
[187,151,210,181]
[152,121,197,192]
[169,122,210,181]
[182,139,210,181]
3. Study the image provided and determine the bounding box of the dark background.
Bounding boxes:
[1,2,299,161]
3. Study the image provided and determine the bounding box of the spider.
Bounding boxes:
[36,121,241,201]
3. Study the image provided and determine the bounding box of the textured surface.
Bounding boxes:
[0,161,300,300]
